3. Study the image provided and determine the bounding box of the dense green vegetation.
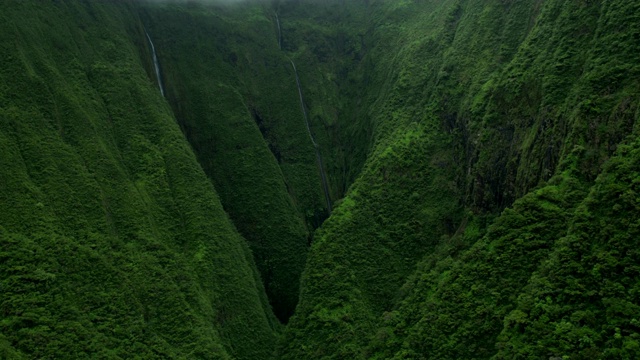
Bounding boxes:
[1,0,639,359]
[0,1,278,358]
[141,4,314,320]
[278,0,640,358]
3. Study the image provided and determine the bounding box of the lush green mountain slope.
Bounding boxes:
[0,1,278,359]
[140,4,314,321]
[277,0,640,358]
[139,0,373,321]
[2,0,639,359]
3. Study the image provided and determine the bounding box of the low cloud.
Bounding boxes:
[140,0,266,4]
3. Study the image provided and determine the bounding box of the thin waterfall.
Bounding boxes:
[290,59,317,148]
[273,12,332,214]
[289,59,333,214]
[145,29,165,97]
[275,12,282,50]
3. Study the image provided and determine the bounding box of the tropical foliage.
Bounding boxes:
[1,0,639,359]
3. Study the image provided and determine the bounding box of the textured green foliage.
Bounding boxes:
[139,0,376,321]
[495,139,640,359]
[374,171,588,359]
[0,1,277,358]
[140,3,322,321]
[280,120,463,359]
[275,0,374,196]
[279,0,640,358]
[2,0,640,358]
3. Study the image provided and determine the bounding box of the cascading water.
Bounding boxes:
[275,12,282,50]
[289,59,333,214]
[290,60,317,148]
[145,29,165,97]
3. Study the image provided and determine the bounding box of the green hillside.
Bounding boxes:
[0,1,278,359]
[280,0,640,358]
[1,0,639,359]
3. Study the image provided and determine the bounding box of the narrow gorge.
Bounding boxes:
[1,0,639,359]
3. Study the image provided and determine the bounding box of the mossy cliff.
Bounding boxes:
[1,0,639,359]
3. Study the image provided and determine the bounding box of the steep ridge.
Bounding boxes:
[279,0,640,358]
[368,1,640,358]
[136,0,376,327]
[2,0,640,359]
[0,1,277,358]
[137,0,372,323]
[139,3,320,322]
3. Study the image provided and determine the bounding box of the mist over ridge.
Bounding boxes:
[139,0,267,5]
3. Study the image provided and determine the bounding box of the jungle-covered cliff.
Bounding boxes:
[1,0,639,359]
